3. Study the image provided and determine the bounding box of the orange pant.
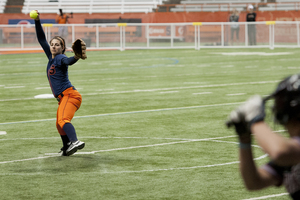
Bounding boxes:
[56,87,82,136]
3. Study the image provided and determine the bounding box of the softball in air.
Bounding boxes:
[30,10,38,19]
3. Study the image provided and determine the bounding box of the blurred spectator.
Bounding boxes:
[246,5,256,45]
[229,8,240,45]
[56,9,73,43]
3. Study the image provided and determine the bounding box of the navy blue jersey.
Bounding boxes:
[35,20,78,97]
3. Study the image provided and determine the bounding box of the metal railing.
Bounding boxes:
[0,21,299,52]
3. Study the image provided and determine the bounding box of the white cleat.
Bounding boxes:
[66,140,85,156]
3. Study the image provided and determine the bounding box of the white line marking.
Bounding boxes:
[0,131,7,135]
[227,93,246,96]
[34,94,54,99]
[0,80,279,102]
[96,89,114,92]
[221,65,234,68]
[109,154,268,174]
[86,93,98,95]
[184,82,202,84]
[0,135,236,142]
[102,78,128,80]
[0,97,34,102]
[0,102,243,125]
[35,87,50,90]
[92,81,278,95]
[109,63,122,66]
[160,91,178,94]
[213,52,293,56]
[0,155,58,164]
[193,92,212,95]
[196,64,212,67]
[4,86,25,89]
[242,193,289,200]
[1,136,235,164]
[0,135,264,170]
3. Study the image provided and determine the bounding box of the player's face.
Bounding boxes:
[50,39,63,56]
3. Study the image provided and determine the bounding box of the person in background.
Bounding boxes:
[246,4,257,45]
[229,8,240,45]
[56,9,73,44]
[226,74,300,200]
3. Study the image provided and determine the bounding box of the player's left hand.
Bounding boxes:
[226,95,265,135]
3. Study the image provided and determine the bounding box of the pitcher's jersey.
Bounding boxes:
[35,19,78,97]
[47,54,73,97]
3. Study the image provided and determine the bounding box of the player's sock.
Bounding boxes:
[63,123,78,142]
[60,134,70,150]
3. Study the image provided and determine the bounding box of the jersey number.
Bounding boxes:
[49,65,56,75]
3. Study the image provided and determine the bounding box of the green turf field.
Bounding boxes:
[0,48,298,199]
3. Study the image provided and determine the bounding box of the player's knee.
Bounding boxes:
[57,118,71,129]
[56,122,67,135]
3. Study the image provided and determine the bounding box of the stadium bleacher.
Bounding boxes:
[21,0,168,14]
[1,0,300,14]
[170,0,261,12]
[259,0,300,11]
[277,0,300,2]
[259,3,300,11]
[0,0,7,13]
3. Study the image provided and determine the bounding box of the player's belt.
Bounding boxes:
[56,86,76,102]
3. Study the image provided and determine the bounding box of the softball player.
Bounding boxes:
[34,12,85,156]
[227,74,300,199]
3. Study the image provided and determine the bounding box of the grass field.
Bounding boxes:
[1,48,299,199]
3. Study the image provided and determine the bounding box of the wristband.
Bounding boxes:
[239,143,251,149]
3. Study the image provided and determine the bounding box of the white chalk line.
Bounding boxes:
[0,80,278,102]
[44,135,237,155]
[0,155,59,164]
[227,93,246,96]
[160,91,178,94]
[0,134,283,200]
[4,86,25,89]
[86,80,278,96]
[193,92,212,95]
[0,136,201,141]
[0,131,7,135]
[0,101,243,125]
[0,136,236,164]
[0,135,269,175]
[242,193,289,200]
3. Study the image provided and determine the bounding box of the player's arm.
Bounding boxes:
[61,56,78,66]
[238,135,281,190]
[227,95,282,190]
[34,14,51,59]
[252,122,300,166]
